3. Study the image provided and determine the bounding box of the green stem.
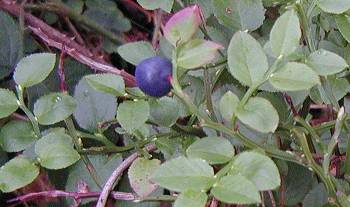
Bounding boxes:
[76,131,116,147]
[135,195,176,203]
[295,116,324,152]
[293,128,337,199]
[65,118,103,188]
[16,86,41,137]
[25,2,125,44]
[203,68,217,122]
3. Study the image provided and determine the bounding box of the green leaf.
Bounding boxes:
[227,31,268,86]
[137,0,174,12]
[0,120,36,152]
[0,11,21,80]
[73,79,117,132]
[14,53,56,87]
[34,93,77,125]
[0,89,18,118]
[35,132,80,169]
[177,39,222,69]
[236,97,279,133]
[186,136,235,164]
[151,156,215,192]
[302,184,328,207]
[318,0,350,14]
[211,174,261,204]
[85,74,125,96]
[219,91,239,121]
[0,156,39,192]
[335,14,350,43]
[174,190,208,207]
[117,41,156,65]
[280,162,313,206]
[212,0,265,31]
[149,97,180,127]
[232,151,281,191]
[84,2,131,32]
[269,62,320,91]
[270,10,301,57]
[306,49,348,75]
[128,158,160,197]
[117,100,150,133]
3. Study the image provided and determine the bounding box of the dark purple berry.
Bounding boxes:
[135,56,172,97]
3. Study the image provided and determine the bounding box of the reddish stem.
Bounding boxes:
[7,190,135,205]
[58,45,67,92]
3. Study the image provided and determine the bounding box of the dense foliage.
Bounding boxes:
[1,0,350,207]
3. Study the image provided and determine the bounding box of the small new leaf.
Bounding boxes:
[177,39,223,69]
[164,5,202,46]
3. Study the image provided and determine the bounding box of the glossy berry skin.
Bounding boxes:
[135,56,172,97]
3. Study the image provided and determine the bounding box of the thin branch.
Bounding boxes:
[96,145,157,207]
[0,1,136,87]
[7,190,136,205]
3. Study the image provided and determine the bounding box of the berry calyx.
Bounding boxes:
[135,56,173,97]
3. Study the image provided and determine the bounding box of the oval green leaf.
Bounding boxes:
[128,158,160,197]
[232,151,281,191]
[212,0,265,31]
[186,136,235,164]
[117,100,150,133]
[318,0,350,14]
[219,91,239,121]
[211,174,261,204]
[35,132,80,169]
[236,97,279,133]
[0,156,39,192]
[85,74,125,96]
[14,53,56,87]
[117,41,156,65]
[306,49,348,76]
[151,156,215,192]
[34,92,77,125]
[0,120,36,152]
[149,97,180,127]
[335,14,350,43]
[270,10,301,57]
[174,190,208,207]
[228,31,268,86]
[0,89,18,118]
[269,62,320,91]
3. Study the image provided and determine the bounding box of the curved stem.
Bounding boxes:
[16,86,41,138]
